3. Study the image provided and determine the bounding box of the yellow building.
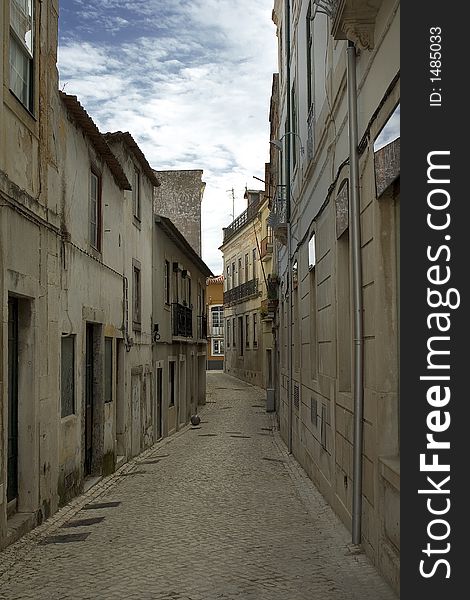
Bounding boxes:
[220,189,275,389]
[206,275,225,370]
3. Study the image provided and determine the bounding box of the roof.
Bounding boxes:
[154,215,213,277]
[207,275,224,285]
[104,132,160,187]
[59,92,131,191]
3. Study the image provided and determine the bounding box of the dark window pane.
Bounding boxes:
[105,338,113,403]
[61,336,75,417]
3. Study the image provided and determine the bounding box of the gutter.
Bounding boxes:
[347,41,365,546]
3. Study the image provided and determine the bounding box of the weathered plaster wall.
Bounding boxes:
[153,170,204,257]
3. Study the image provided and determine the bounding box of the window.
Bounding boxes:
[308,233,316,269]
[245,253,249,283]
[245,315,250,348]
[238,258,242,284]
[89,170,101,250]
[238,316,244,356]
[306,1,314,112]
[9,0,34,112]
[133,168,141,220]
[211,306,224,329]
[61,335,75,417]
[232,261,236,287]
[132,260,141,329]
[164,260,170,304]
[291,80,298,167]
[227,318,231,348]
[212,338,224,356]
[169,361,175,406]
[104,338,113,403]
[232,317,236,347]
[226,265,230,289]
[253,313,258,348]
[252,248,256,280]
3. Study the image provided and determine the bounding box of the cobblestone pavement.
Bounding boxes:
[0,373,397,600]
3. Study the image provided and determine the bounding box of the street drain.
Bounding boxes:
[262,457,285,463]
[40,533,90,544]
[261,428,273,431]
[62,517,105,528]
[252,405,265,408]
[190,426,202,430]
[198,433,218,437]
[83,501,121,510]
[230,435,251,439]
[152,454,170,458]
[119,470,148,476]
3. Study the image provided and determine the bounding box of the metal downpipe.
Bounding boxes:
[285,0,293,455]
[347,41,364,546]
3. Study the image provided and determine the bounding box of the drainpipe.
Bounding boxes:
[347,41,364,545]
[285,0,293,454]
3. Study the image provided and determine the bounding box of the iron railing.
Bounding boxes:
[223,199,261,244]
[209,325,224,337]
[224,278,258,306]
[260,234,273,259]
[172,303,192,337]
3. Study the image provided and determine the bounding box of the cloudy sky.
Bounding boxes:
[57,0,277,274]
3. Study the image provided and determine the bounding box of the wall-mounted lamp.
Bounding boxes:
[270,131,305,155]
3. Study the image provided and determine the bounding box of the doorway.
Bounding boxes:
[84,324,95,476]
[156,367,163,440]
[7,297,19,508]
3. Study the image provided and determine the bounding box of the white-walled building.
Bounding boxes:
[271,0,400,591]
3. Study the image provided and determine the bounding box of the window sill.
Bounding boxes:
[5,88,38,134]
[89,246,102,260]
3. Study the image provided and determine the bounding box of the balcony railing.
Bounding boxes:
[260,235,273,260]
[172,303,192,337]
[197,315,208,339]
[223,199,260,244]
[224,278,259,306]
[209,325,224,337]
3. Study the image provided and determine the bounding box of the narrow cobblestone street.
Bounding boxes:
[0,373,397,600]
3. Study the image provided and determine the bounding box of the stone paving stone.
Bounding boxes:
[0,372,398,599]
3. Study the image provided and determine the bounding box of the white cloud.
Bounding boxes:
[58,1,277,273]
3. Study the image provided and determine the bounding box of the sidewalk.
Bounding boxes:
[0,372,397,599]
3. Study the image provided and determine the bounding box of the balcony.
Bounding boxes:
[267,185,287,245]
[224,278,259,307]
[172,303,192,337]
[197,314,208,340]
[260,298,279,321]
[209,325,224,337]
[260,235,273,261]
[223,199,260,244]
[332,0,382,50]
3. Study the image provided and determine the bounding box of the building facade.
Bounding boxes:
[152,216,212,436]
[221,189,275,388]
[271,0,400,591]
[1,0,62,547]
[153,170,205,257]
[206,275,225,371]
[0,0,211,550]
